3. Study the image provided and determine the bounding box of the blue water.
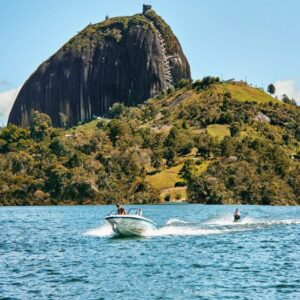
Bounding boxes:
[0,205,300,299]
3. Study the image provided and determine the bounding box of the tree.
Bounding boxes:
[230,123,240,137]
[65,153,83,168]
[30,111,52,141]
[192,76,220,91]
[164,147,176,167]
[295,127,300,141]
[151,151,163,172]
[164,127,178,147]
[49,137,67,157]
[45,165,69,197]
[195,133,215,158]
[108,102,128,118]
[221,137,235,157]
[174,79,192,90]
[180,159,196,181]
[282,94,297,106]
[0,125,28,153]
[267,83,275,95]
[107,119,130,145]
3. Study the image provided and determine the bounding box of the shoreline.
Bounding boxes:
[0,202,298,207]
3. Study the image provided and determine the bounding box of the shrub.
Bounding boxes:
[230,123,240,137]
[164,194,170,201]
[175,181,186,187]
[30,111,52,141]
[267,84,275,95]
[174,79,192,89]
[175,192,182,200]
[49,138,67,157]
[192,76,220,91]
[282,94,297,106]
[108,102,128,118]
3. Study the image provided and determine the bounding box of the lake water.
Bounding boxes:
[0,205,300,299]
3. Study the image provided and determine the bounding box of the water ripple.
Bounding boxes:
[1,205,300,299]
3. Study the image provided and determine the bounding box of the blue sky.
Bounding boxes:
[0,0,299,124]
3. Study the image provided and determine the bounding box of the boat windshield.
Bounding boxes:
[127,208,143,216]
[107,208,143,216]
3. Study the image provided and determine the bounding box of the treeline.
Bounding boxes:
[0,79,299,205]
[0,111,159,205]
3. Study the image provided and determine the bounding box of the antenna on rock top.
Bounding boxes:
[143,4,152,14]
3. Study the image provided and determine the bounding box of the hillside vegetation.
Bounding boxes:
[1,78,300,205]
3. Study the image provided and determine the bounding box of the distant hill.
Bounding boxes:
[8,5,190,127]
[0,78,299,205]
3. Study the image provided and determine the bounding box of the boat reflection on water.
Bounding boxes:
[105,208,158,237]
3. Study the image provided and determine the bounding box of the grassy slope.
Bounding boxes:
[146,160,211,201]
[143,82,293,200]
[214,83,280,104]
[206,124,230,141]
[2,78,299,205]
[146,164,183,191]
[61,82,296,202]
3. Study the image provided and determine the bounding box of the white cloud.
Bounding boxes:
[0,86,21,125]
[274,79,300,104]
[0,78,11,87]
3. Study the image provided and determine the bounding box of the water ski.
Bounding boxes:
[233,215,241,222]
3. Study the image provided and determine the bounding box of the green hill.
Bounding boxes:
[0,78,299,205]
[214,82,280,104]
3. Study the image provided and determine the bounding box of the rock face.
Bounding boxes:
[8,8,191,127]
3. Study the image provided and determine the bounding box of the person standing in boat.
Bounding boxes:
[116,204,127,215]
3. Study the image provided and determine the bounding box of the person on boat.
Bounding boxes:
[116,204,127,215]
[234,208,241,222]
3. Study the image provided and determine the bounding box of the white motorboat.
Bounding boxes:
[105,208,157,237]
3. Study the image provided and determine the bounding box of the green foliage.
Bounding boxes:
[295,127,300,141]
[107,119,131,145]
[151,150,163,171]
[192,76,220,91]
[194,134,217,158]
[0,125,29,153]
[215,83,279,104]
[164,194,170,201]
[174,79,192,90]
[144,9,178,54]
[267,83,276,95]
[282,94,297,106]
[65,153,83,168]
[221,137,236,157]
[30,111,52,141]
[108,102,128,118]
[49,138,67,157]
[141,103,158,121]
[165,127,194,155]
[207,124,231,141]
[186,136,297,205]
[0,80,299,206]
[164,147,176,167]
[229,123,240,137]
[180,160,196,181]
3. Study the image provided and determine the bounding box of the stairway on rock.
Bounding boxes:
[148,20,173,89]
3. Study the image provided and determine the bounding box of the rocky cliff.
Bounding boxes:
[8,6,191,127]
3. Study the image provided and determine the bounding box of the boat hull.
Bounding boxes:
[105,215,157,237]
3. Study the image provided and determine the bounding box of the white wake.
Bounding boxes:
[84,222,114,237]
[84,216,300,238]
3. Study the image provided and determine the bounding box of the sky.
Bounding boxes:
[0,0,300,125]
